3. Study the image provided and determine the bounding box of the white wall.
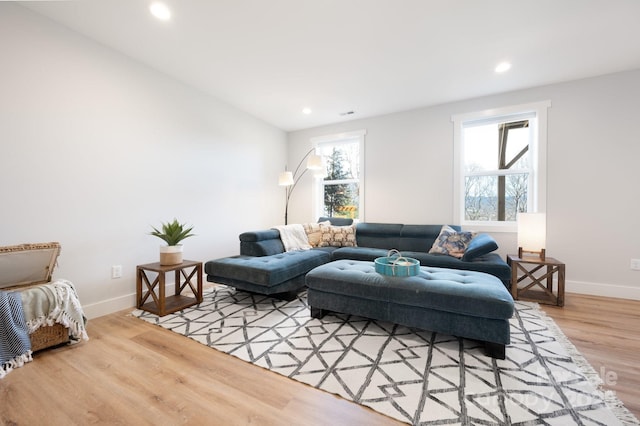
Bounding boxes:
[288,70,640,300]
[0,5,286,317]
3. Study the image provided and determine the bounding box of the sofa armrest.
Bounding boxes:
[240,229,280,242]
[239,230,285,256]
[462,233,499,261]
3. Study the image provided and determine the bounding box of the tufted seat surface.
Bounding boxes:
[306,259,514,357]
[307,260,513,320]
[205,250,331,294]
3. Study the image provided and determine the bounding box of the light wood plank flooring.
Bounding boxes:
[540,294,640,418]
[1,293,638,425]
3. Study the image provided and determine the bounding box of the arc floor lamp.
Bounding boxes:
[279,147,323,225]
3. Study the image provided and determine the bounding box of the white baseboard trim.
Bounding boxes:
[83,279,639,319]
[82,282,184,319]
[567,279,640,301]
[82,292,137,319]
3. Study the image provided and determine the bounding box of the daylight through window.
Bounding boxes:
[312,130,365,221]
[463,118,532,221]
[453,102,550,231]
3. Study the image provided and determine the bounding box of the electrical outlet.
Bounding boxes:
[111,265,123,279]
[631,259,640,271]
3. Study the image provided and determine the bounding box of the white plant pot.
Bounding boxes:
[159,244,183,265]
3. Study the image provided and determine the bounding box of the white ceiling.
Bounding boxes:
[21,0,640,131]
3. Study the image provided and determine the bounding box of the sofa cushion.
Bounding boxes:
[397,224,452,251]
[429,225,476,258]
[355,223,404,249]
[406,251,511,284]
[355,223,464,252]
[205,250,331,287]
[332,246,389,261]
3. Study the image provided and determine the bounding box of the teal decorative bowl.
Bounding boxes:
[374,254,420,277]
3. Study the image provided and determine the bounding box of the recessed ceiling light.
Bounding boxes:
[150,2,171,21]
[302,108,312,115]
[495,62,512,73]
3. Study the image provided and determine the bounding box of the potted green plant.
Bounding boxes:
[149,219,195,265]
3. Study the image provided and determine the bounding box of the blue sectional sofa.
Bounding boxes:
[204,219,511,298]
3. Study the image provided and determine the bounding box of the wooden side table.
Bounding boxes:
[507,254,565,306]
[136,260,203,316]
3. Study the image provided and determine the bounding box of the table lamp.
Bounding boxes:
[517,212,546,260]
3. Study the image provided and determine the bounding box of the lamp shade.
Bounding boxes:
[517,213,546,253]
[278,171,294,186]
[306,153,323,170]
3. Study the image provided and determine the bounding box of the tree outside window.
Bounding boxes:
[454,101,549,231]
[312,130,365,221]
[323,147,359,218]
[463,120,531,222]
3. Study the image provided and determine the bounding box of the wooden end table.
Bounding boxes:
[507,254,565,306]
[136,260,203,316]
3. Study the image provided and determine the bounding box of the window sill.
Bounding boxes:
[460,221,517,233]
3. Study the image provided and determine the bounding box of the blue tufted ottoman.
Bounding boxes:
[205,250,331,299]
[306,260,514,358]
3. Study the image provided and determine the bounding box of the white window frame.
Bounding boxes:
[452,101,551,232]
[311,130,366,221]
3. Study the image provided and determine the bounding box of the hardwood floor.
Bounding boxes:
[1,293,638,425]
[540,294,640,419]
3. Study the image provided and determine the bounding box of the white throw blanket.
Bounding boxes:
[20,279,89,342]
[1,280,88,379]
[272,224,312,252]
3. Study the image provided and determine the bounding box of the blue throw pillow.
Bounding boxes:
[428,225,476,258]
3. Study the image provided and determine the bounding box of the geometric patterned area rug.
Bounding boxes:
[132,286,638,426]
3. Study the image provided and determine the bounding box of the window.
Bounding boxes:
[452,101,550,231]
[311,130,366,221]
